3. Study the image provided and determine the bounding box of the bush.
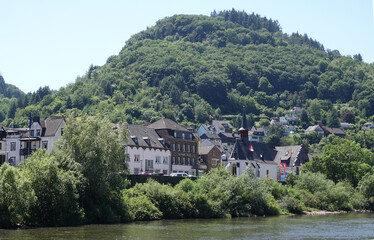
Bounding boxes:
[127,180,194,219]
[279,195,304,214]
[358,174,374,210]
[122,194,162,221]
[0,164,35,228]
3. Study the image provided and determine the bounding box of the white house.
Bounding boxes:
[3,116,65,167]
[124,124,171,175]
[305,125,324,137]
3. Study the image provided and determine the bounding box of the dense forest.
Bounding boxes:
[1,9,373,129]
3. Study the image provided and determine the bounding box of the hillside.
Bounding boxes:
[2,9,374,127]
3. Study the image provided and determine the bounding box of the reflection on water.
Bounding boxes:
[0,213,374,240]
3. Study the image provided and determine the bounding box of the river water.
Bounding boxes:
[0,213,374,240]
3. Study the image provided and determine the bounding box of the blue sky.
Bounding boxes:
[1,0,373,93]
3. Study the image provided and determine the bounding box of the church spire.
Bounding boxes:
[239,110,248,139]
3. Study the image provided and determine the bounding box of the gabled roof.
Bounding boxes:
[325,127,345,136]
[200,133,221,139]
[275,145,302,163]
[212,120,233,129]
[40,116,65,137]
[125,124,166,149]
[148,118,189,132]
[219,132,239,138]
[305,125,323,132]
[199,145,215,155]
[230,139,277,162]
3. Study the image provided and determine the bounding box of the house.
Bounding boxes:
[198,145,222,173]
[248,126,267,142]
[363,122,374,130]
[212,120,233,134]
[290,107,305,116]
[305,125,325,137]
[149,118,198,176]
[283,125,295,136]
[271,117,288,125]
[200,133,221,145]
[197,124,216,137]
[3,116,65,167]
[317,123,346,138]
[5,127,28,166]
[274,145,309,180]
[340,122,353,130]
[226,112,278,180]
[124,124,171,175]
[285,113,299,125]
[218,132,238,145]
[0,126,6,165]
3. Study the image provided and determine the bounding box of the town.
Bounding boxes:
[2,107,372,182]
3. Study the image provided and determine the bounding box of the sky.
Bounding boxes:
[1,0,373,93]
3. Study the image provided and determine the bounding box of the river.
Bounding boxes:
[0,213,373,239]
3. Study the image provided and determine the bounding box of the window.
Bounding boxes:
[182,157,185,165]
[172,144,176,151]
[11,142,16,151]
[182,133,185,139]
[212,159,217,166]
[192,158,195,166]
[177,157,180,165]
[192,145,195,153]
[145,159,153,171]
[134,154,140,162]
[30,130,34,137]
[174,132,177,138]
[187,157,190,165]
[155,156,161,164]
[182,144,185,152]
[36,129,41,136]
[177,144,180,152]
[187,145,190,152]
[163,156,169,164]
[172,156,176,164]
[42,141,48,150]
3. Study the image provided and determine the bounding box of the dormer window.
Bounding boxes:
[143,137,150,145]
[158,138,165,146]
[36,129,41,136]
[30,130,34,137]
[130,136,138,145]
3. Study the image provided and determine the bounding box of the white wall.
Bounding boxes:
[126,146,171,175]
[227,160,277,180]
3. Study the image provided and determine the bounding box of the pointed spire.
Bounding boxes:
[239,110,248,139]
[240,110,248,130]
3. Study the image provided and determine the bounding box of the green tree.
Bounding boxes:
[326,107,340,128]
[21,150,84,226]
[56,116,129,223]
[303,138,373,186]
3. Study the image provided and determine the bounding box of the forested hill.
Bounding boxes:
[2,9,374,127]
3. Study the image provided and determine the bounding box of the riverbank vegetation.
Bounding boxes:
[1,118,374,228]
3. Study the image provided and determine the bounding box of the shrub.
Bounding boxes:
[123,194,162,221]
[279,195,304,214]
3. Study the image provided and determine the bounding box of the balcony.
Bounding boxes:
[20,148,37,156]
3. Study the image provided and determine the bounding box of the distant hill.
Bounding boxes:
[2,9,374,127]
[0,74,24,99]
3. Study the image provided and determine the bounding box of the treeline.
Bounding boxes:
[1,9,374,129]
